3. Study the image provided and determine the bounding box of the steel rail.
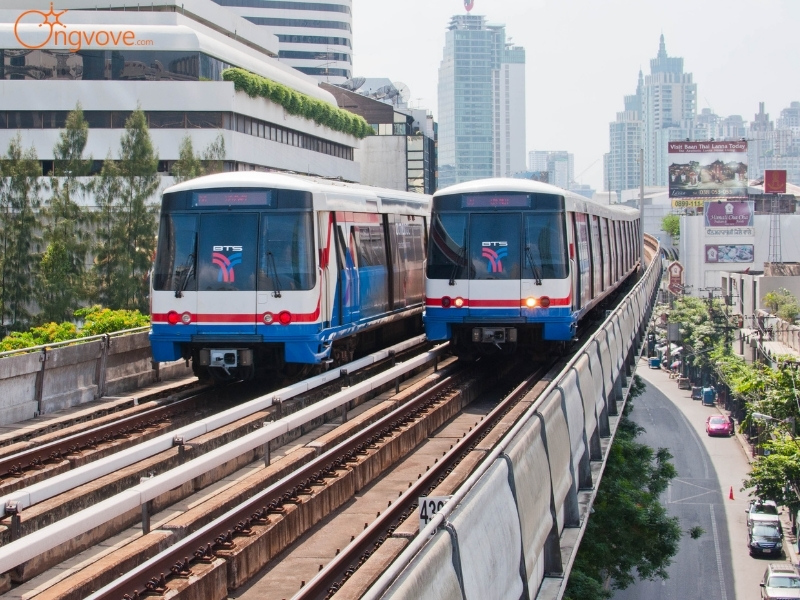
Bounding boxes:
[292,361,555,600]
[85,358,465,600]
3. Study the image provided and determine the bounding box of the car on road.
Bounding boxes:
[748,500,781,526]
[706,415,733,436]
[761,562,800,599]
[749,522,784,557]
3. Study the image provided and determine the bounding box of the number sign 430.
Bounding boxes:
[419,496,452,532]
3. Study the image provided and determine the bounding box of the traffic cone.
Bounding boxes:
[729,486,734,500]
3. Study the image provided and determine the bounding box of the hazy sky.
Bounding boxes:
[352,0,800,190]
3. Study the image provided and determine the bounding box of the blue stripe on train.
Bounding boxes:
[424,306,576,342]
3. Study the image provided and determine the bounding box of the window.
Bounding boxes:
[258,213,315,291]
[153,214,198,292]
[427,213,467,280]
[468,213,520,280]
[197,214,258,291]
[523,213,568,279]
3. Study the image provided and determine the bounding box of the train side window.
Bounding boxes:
[353,224,387,267]
[197,213,258,291]
[523,212,568,279]
[427,213,468,280]
[600,217,610,290]
[258,212,315,291]
[468,213,520,280]
[153,214,198,292]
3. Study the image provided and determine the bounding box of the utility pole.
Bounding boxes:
[639,147,645,271]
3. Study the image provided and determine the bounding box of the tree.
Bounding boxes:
[565,387,682,598]
[742,436,800,514]
[39,104,93,322]
[171,133,226,183]
[92,108,159,311]
[661,213,680,240]
[763,288,800,323]
[0,134,42,331]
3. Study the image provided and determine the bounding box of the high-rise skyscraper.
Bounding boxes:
[606,35,696,191]
[212,0,352,83]
[643,35,697,186]
[438,14,526,189]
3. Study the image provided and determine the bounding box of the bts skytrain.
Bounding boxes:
[149,172,430,380]
[424,178,640,356]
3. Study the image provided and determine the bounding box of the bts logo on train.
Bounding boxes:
[482,241,508,273]
[212,245,243,283]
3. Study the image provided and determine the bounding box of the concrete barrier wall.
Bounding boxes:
[369,238,663,600]
[0,331,192,426]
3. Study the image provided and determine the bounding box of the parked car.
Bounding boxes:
[749,522,784,557]
[706,415,733,437]
[748,500,781,527]
[691,386,702,400]
[761,562,800,599]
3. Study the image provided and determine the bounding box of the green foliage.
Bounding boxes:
[689,526,705,539]
[565,414,682,596]
[222,68,373,138]
[763,288,800,323]
[0,306,148,352]
[40,104,93,323]
[74,305,149,335]
[661,214,680,239]
[0,133,42,332]
[171,133,226,183]
[742,437,800,513]
[91,108,158,312]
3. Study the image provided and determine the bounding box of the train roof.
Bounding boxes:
[434,178,639,220]
[163,171,431,217]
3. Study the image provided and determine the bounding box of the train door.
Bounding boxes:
[466,213,522,318]
[195,213,259,334]
[600,217,611,291]
[589,216,602,299]
[572,213,591,310]
[333,212,360,325]
[608,219,618,284]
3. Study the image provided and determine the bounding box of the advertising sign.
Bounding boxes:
[704,201,754,228]
[704,244,754,263]
[667,261,684,295]
[671,198,706,209]
[764,170,787,194]
[668,141,748,198]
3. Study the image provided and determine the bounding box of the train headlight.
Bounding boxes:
[454,297,464,308]
[539,296,551,308]
[525,297,537,308]
[263,312,274,324]
[167,311,180,325]
[278,311,292,325]
[180,312,192,324]
[441,296,452,308]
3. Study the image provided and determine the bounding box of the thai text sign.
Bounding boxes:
[704,201,754,228]
[668,141,748,198]
[704,244,754,263]
[667,261,684,294]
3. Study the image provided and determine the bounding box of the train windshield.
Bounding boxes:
[427,211,567,280]
[153,211,314,292]
[258,213,315,291]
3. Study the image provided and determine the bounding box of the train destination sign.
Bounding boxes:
[192,190,273,207]
[462,194,531,208]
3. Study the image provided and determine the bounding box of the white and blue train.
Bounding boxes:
[424,178,640,356]
[149,172,430,380]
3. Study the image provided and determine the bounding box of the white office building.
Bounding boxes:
[211,0,352,84]
[0,0,361,189]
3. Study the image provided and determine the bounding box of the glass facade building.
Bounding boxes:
[212,0,352,83]
[437,14,525,190]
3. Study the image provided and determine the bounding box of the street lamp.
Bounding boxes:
[752,412,796,437]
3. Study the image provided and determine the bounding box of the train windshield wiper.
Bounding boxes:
[174,236,197,298]
[449,232,466,286]
[525,245,543,285]
[267,251,282,298]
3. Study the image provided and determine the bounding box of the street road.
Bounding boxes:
[613,363,769,600]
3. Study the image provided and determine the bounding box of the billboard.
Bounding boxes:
[668,141,748,198]
[704,200,754,228]
[764,170,787,194]
[704,244,754,263]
